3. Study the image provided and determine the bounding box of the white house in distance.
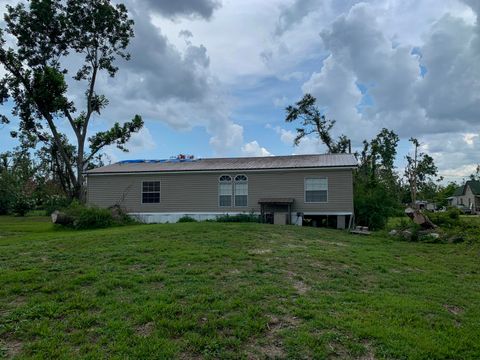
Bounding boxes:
[448,180,480,214]
[85,154,358,228]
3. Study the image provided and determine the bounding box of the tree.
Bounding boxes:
[433,182,458,208]
[0,146,37,215]
[469,164,480,181]
[404,138,438,208]
[358,128,399,185]
[285,94,351,153]
[354,129,401,229]
[0,0,143,201]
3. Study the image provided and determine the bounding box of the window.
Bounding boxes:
[234,175,248,207]
[305,178,328,203]
[142,181,160,203]
[219,175,232,207]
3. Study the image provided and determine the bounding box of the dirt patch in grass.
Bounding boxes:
[148,281,164,290]
[444,304,463,315]
[317,240,349,247]
[327,339,376,360]
[359,340,376,360]
[9,295,26,308]
[248,249,272,255]
[179,351,203,360]
[245,315,300,359]
[0,338,23,358]
[135,322,155,337]
[285,271,310,295]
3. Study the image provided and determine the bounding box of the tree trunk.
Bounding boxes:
[76,131,86,203]
[51,210,73,225]
[405,208,436,229]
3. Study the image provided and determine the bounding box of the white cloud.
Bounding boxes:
[270,125,326,154]
[241,141,272,157]
[464,133,479,146]
[127,126,156,153]
[209,121,244,155]
[421,131,480,182]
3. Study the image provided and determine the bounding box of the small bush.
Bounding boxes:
[427,208,462,228]
[58,202,135,230]
[216,213,260,223]
[177,216,197,223]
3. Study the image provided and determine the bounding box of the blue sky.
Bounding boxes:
[1,0,479,183]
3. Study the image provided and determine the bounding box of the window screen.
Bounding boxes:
[305,178,328,202]
[219,175,232,207]
[234,175,248,207]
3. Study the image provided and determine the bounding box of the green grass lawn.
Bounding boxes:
[1,217,479,359]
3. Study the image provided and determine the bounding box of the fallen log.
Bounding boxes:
[51,210,74,225]
[405,207,437,229]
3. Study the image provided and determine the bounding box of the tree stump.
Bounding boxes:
[51,210,73,225]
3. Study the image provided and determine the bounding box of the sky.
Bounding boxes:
[0,0,479,183]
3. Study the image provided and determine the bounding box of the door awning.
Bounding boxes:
[258,198,294,205]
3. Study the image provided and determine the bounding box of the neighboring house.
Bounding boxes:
[85,154,357,228]
[447,180,480,214]
[416,200,437,211]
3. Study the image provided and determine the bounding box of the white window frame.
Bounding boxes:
[234,174,248,207]
[304,177,328,203]
[218,175,233,207]
[141,180,161,204]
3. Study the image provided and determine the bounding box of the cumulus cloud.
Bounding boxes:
[241,141,272,157]
[302,3,422,140]
[139,0,221,20]
[126,126,156,152]
[269,125,326,154]
[89,0,246,156]
[415,14,480,128]
[290,1,480,176]
[421,131,480,181]
[275,0,322,35]
[209,120,244,155]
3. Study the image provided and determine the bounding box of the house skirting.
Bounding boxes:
[129,212,254,224]
[128,211,353,226]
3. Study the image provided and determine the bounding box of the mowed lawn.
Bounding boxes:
[1,217,479,359]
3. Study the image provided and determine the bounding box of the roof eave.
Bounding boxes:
[84,164,358,176]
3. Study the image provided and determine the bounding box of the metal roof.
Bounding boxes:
[86,153,358,175]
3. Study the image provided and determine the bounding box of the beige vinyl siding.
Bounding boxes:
[86,169,354,213]
[456,186,480,212]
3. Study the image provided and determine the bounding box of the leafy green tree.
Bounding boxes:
[433,182,458,208]
[285,94,351,153]
[358,128,399,185]
[0,0,143,201]
[354,129,401,229]
[0,147,37,215]
[404,138,438,208]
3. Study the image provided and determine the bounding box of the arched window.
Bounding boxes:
[234,174,248,207]
[219,175,233,207]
